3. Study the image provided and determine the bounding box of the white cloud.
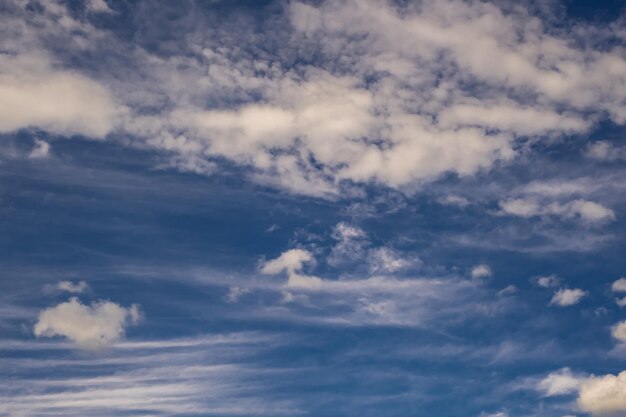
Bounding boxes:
[471,264,492,280]
[33,298,141,350]
[260,246,494,327]
[535,275,560,288]
[616,297,626,308]
[480,412,508,417]
[611,278,626,293]
[368,247,418,274]
[56,280,90,294]
[86,0,114,14]
[3,0,625,196]
[0,54,121,138]
[0,333,298,417]
[537,368,582,396]
[587,141,626,161]
[260,249,313,275]
[225,286,250,303]
[550,288,587,307]
[499,198,615,224]
[612,320,626,343]
[438,194,470,207]
[260,249,322,289]
[498,285,518,296]
[328,222,368,266]
[578,371,626,415]
[28,139,50,159]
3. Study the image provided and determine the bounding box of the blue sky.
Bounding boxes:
[2,0,626,416]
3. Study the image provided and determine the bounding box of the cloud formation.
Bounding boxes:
[499,198,615,224]
[578,371,626,415]
[471,264,493,280]
[57,280,90,294]
[550,288,587,306]
[537,368,582,396]
[33,298,141,349]
[3,0,625,196]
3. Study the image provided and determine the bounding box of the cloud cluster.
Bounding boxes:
[260,247,499,326]
[2,0,625,196]
[33,298,141,349]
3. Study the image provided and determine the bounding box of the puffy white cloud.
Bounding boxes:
[56,280,90,294]
[28,139,50,159]
[86,0,114,14]
[260,249,313,275]
[33,298,141,349]
[260,249,322,289]
[0,54,121,138]
[612,320,626,343]
[499,198,615,224]
[537,368,582,396]
[578,371,626,415]
[612,279,626,307]
[612,278,626,293]
[471,264,492,280]
[550,288,587,307]
[534,275,560,288]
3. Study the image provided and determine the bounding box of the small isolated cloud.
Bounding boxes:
[616,297,626,308]
[498,285,518,296]
[43,280,90,294]
[438,195,470,207]
[499,198,615,224]
[538,368,582,396]
[534,274,560,288]
[260,249,313,275]
[33,298,141,350]
[578,371,626,415]
[225,286,250,303]
[612,320,626,343]
[56,280,90,294]
[86,0,114,14]
[368,247,418,274]
[550,288,587,307]
[261,249,321,289]
[471,264,492,280]
[480,412,508,417]
[28,139,50,159]
[612,278,626,293]
[586,141,626,161]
